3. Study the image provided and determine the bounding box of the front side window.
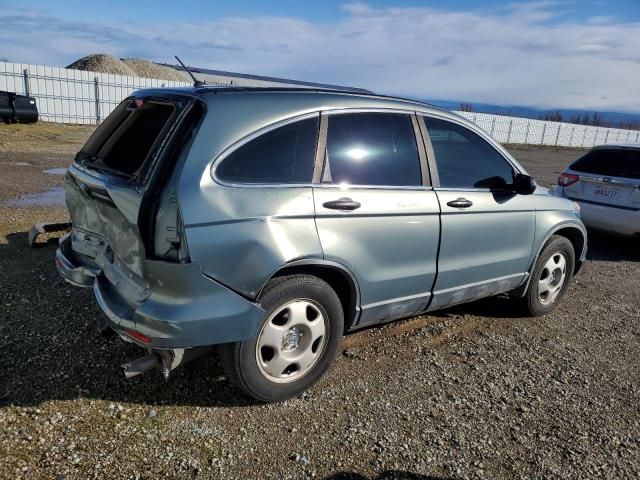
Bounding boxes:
[323,113,422,186]
[425,117,515,189]
[216,116,318,184]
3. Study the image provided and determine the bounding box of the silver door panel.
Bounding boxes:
[313,187,440,325]
[431,190,535,308]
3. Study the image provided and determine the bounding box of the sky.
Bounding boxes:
[1,0,639,112]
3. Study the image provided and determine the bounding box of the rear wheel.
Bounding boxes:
[518,235,575,316]
[220,275,343,402]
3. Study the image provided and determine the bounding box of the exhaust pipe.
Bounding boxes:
[121,353,160,379]
[121,347,212,380]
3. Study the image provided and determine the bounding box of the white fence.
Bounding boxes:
[1,61,639,146]
[0,61,190,124]
[455,111,640,148]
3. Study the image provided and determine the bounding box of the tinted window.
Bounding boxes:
[324,113,421,186]
[425,117,515,189]
[217,116,318,183]
[571,148,640,179]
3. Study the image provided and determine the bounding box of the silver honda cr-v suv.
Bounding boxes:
[56,87,587,402]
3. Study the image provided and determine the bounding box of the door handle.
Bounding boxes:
[446,198,473,209]
[323,197,361,211]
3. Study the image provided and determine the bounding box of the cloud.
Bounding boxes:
[586,15,615,25]
[1,3,639,112]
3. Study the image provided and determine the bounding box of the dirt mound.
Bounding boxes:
[121,58,186,82]
[67,54,186,82]
[66,54,135,76]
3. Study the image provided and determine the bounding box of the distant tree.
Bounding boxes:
[590,111,606,127]
[568,113,584,125]
[0,57,8,62]
[539,111,563,122]
[459,102,474,112]
[563,111,610,127]
[618,120,640,131]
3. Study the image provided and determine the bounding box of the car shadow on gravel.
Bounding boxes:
[325,472,450,480]
[0,231,258,409]
[585,229,639,262]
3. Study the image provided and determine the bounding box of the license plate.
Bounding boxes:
[593,187,618,200]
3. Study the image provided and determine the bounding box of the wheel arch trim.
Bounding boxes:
[258,259,362,330]
[515,221,587,297]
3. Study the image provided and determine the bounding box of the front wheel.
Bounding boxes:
[518,235,575,316]
[220,274,344,402]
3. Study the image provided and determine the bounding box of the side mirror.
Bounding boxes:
[513,173,537,195]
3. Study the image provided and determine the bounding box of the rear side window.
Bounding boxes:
[425,117,515,189]
[323,113,421,186]
[79,98,177,177]
[216,117,318,184]
[571,149,640,179]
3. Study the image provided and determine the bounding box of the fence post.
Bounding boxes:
[616,130,621,142]
[593,128,599,147]
[555,125,561,146]
[626,130,632,142]
[94,77,100,123]
[490,117,495,136]
[23,68,30,96]
[581,127,587,147]
[472,114,477,125]
[524,122,530,144]
[604,130,609,145]
[636,131,640,144]
[569,126,575,146]
[507,120,513,143]
[540,123,547,145]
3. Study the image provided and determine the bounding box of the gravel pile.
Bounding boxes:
[67,54,135,77]
[0,126,638,479]
[121,58,186,82]
[67,54,186,82]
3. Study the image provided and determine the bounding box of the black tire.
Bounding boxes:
[220,274,344,402]
[518,235,575,316]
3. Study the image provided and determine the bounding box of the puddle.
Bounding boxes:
[11,162,31,166]
[43,168,67,175]
[2,187,66,207]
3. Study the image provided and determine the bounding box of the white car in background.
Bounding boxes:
[556,144,640,237]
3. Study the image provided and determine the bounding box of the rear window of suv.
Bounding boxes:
[77,98,177,178]
[571,148,640,179]
[216,116,318,184]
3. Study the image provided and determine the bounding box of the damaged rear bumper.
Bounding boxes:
[55,234,100,287]
[55,234,265,351]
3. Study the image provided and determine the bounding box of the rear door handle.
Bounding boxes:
[446,198,473,209]
[323,197,361,211]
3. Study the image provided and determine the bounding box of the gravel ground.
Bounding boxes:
[0,123,638,480]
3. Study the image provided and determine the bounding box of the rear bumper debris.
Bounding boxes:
[55,232,100,287]
[28,221,71,247]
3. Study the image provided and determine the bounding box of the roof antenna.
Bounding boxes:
[175,55,205,87]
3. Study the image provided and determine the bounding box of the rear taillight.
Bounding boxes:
[125,328,152,345]
[558,173,579,187]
